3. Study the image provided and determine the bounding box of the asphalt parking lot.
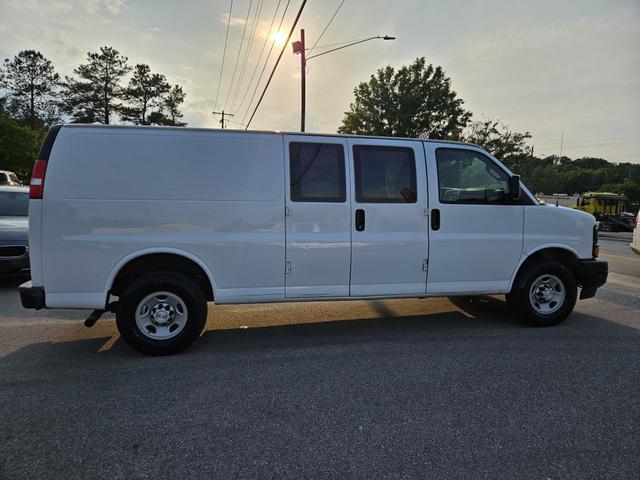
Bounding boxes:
[1,238,639,479]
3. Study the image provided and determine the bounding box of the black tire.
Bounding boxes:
[116,271,208,355]
[506,259,577,327]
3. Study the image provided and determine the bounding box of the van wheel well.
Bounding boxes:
[513,248,584,290]
[111,253,214,301]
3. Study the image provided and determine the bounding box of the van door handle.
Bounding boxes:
[431,209,440,231]
[355,209,365,231]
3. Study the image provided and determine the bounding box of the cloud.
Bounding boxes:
[3,0,125,16]
[82,0,125,15]
[102,0,124,15]
[220,13,247,27]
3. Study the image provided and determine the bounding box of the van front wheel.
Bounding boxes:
[116,272,208,355]
[506,260,577,327]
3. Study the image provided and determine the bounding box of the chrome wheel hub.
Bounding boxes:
[150,303,175,325]
[135,292,188,340]
[529,274,566,315]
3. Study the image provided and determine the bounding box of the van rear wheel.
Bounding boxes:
[506,259,577,327]
[116,272,207,355]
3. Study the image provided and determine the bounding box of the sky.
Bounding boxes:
[1,0,639,162]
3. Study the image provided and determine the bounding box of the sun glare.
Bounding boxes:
[273,31,286,47]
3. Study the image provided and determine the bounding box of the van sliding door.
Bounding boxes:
[347,138,429,296]
[284,136,351,297]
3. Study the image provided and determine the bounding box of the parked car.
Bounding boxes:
[0,170,22,186]
[0,186,29,274]
[631,210,640,255]
[19,125,608,355]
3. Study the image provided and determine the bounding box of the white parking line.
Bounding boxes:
[606,272,640,290]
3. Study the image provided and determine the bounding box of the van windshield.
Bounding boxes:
[0,191,29,216]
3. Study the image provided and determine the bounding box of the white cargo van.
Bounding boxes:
[20,125,608,354]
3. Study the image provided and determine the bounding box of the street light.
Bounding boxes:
[292,32,396,132]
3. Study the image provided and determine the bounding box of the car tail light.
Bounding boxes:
[592,224,599,258]
[29,159,48,199]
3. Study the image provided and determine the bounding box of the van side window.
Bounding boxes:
[353,146,417,203]
[289,142,346,202]
[436,148,510,204]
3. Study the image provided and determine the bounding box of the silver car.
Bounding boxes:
[0,186,29,274]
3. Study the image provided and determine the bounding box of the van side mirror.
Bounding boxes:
[509,175,521,200]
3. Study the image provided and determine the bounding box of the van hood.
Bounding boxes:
[0,216,28,242]
[540,205,596,230]
[545,204,595,222]
[525,204,596,259]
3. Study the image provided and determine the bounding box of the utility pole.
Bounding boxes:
[212,110,234,129]
[292,29,306,132]
[245,0,308,130]
[292,34,395,133]
[560,130,564,157]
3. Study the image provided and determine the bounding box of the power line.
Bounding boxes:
[241,0,292,124]
[310,38,362,51]
[223,0,254,111]
[227,118,260,128]
[245,0,307,129]
[307,0,347,57]
[213,0,234,112]
[230,0,265,112]
[234,0,283,117]
[535,137,640,149]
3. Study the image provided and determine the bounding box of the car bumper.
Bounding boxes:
[578,259,608,299]
[0,253,29,273]
[18,281,46,310]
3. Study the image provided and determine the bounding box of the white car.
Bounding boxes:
[0,170,22,186]
[631,210,640,255]
[19,125,608,355]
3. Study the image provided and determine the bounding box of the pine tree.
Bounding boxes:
[62,46,130,124]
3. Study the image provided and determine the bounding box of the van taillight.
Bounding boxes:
[29,159,48,199]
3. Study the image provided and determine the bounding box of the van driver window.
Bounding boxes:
[353,145,417,203]
[436,148,510,204]
[289,142,346,202]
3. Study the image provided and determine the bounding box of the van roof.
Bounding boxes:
[60,123,480,148]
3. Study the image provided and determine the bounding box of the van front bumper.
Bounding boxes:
[18,281,46,310]
[579,259,608,299]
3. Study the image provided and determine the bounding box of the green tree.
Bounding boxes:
[499,153,640,209]
[463,117,532,161]
[0,111,43,180]
[0,67,6,113]
[160,84,187,126]
[338,57,471,138]
[120,64,170,125]
[1,50,60,129]
[62,46,131,124]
